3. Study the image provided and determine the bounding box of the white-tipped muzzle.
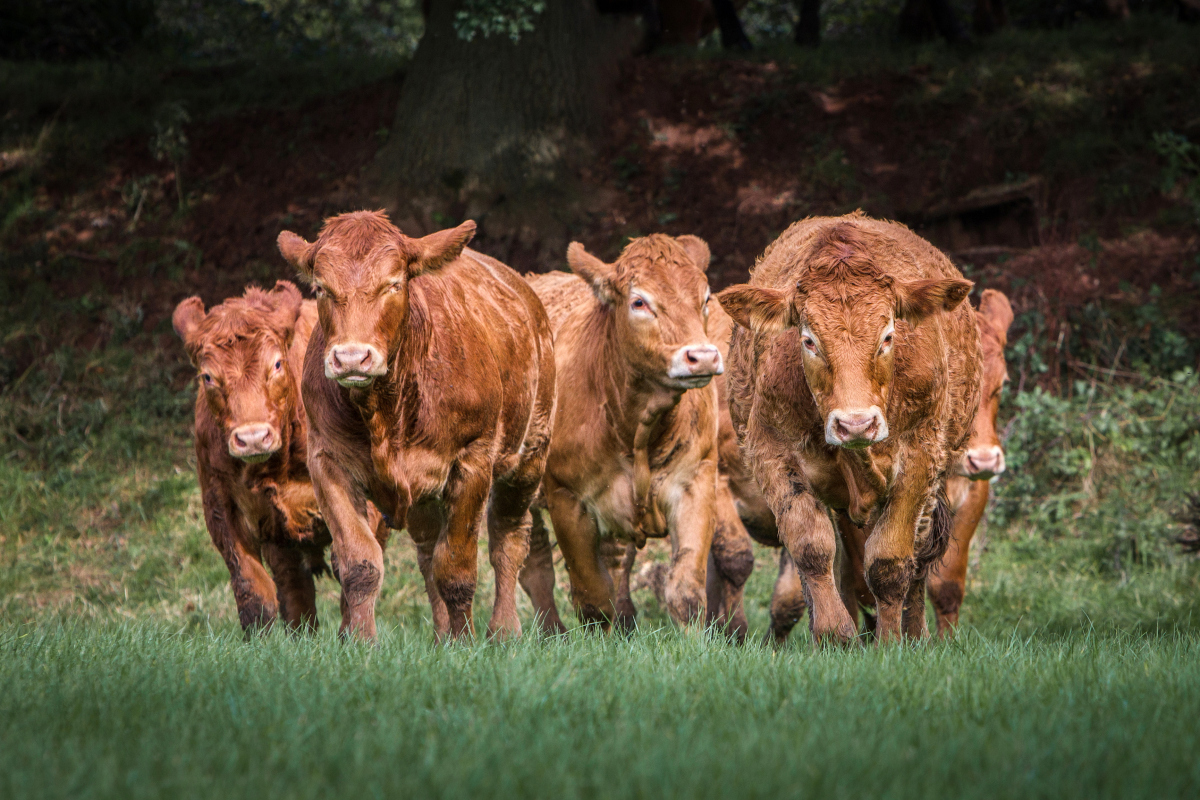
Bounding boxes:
[825,407,889,449]
[228,423,280,463]
[963,445,1006,480]
[666,344,723,388]
[325,343,387,388]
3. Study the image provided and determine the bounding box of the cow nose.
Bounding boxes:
[684,345,723,376]
[667,344,724,384]
[825,407,889,448]
[965,446,1005,478]
[325,343,386,386]
[229,424,278,459]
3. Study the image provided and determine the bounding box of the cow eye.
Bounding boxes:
[274,359,283,371]
[201,373,214,385]
[312,285,327,299]
[802,336,817,352]
[631,297,647,310]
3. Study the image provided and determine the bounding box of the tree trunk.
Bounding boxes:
[372,0,638,228]
[794,0,821,47]
[973,0,1007,35]
[898,0,968,43]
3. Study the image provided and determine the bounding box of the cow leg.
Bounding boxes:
[486,478,539,640]
[706,483,754,643]
[263,542,317,632]
[765,548,806,646]
[835,512,877,635]
[547,488,616,630]
[519,508,567,635]
[665,459,718,627]
[408,501,451,638]
[434,450,493,639]
[604,540,638,635]
[928,478,989,635]
[902,576,929,639]
[198,477,278,634]
[750,435,855,645]
[864,475,935,644]
[227,539,279,635]
[311,452,383,640]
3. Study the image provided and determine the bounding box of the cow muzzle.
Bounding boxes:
[228,423,280,463]
[666,344,724,388]
[325,343,387,388]
[963,445,1005,480]
[825,407,889,448]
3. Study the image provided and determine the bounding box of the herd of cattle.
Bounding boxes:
[173,209,1014,644]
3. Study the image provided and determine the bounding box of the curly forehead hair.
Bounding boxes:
[194,287,291,348]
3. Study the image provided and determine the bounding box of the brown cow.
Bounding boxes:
[717,213,980,644]
[732,289,1014,643]
[518,235,747,634]
[927,289,1013,633]
[277,211,555,641]
[173,281,388,633]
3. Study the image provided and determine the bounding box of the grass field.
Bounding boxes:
[3,622,1199,799]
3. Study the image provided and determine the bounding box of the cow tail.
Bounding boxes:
[915,489,955,577]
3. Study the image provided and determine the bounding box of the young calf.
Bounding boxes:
[717,213,980,643]
[518,235,733,633]
[174,281,387,633]
[278,211,555,641]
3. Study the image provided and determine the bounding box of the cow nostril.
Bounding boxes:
[359,351,372,367]
[234,434,246,448]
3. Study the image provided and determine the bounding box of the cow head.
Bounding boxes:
[173,281,304,463]
[717,222,972,449]
[277,210,475,389]
[568,234,722,392]
[960,289,1013,479]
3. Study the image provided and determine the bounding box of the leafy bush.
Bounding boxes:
[994,370,1200,572]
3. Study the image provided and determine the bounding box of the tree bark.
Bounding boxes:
[898,0,968,43]
[973,0,1006,35]
[372,0,638,221]
[794,0,821,47]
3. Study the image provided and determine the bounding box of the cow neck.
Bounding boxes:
[343,296,431,522]
[593,324,685,546]
[835,446,889,526]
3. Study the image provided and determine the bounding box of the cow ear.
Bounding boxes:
[172,296,206,365]
[715,285,795,334]
[278,231,315,279]
[410,220,476,277]
[977,289,1014,339]
[895,277,973,324]
[567,242,619,305]
[267,281,304,345]
[675,235,711,273]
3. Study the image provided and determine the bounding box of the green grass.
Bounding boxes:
[2,623,1199,799]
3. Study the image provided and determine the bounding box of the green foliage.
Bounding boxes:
[993,371,1200,572]
[453,0,546,43]
[154,0,424,59]
[1153,131,1200,228]
[150,101,189,211]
